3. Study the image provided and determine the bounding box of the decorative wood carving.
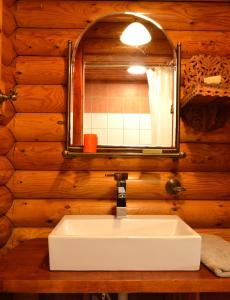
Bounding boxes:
[181,55,230,131]
[182,55,230,107]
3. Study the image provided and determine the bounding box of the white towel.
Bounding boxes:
[201,234,230,277]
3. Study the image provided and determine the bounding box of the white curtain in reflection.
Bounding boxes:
[146,67,174,147]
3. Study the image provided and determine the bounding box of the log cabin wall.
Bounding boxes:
[1,0,230,260]
[0,0,16,252]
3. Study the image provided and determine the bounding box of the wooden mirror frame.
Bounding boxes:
[64,13,185,158]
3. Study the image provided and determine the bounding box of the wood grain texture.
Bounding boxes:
[6,199,230,228]
[1,64,16,93]
[15,57,66,85]
[1,239,230,293]
[14,85,66,113]
[0,156,14,185]
[180,116,230,143]
[15,56,187,85]
[0,126,14,155]
[0,216,13,247]
[15,28,82,57]
[82,38,172,56]
[4,0,16,7]
[7,142,230,172]
[7,113,65,141]
[72,44,83,145]
[5,227,52,249]
[13,84,230,115]
[14,28,230,58]
[0,186,13,216]
[0,100,15,126]
[6,171,230,200]
[2,4,16,36]
[2,34,16,66]
[14,1,230,31]
[6,112,230,143]
[168,30,230,58]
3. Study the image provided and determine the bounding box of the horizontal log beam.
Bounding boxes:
[0,126,14,155]
[6,171,230,200]
[15,28,230,58]
[7,142,230,172]
[7,113,65,142]
[6,112,230,143]
[15,28,81,57]
[7,199,230,228]
[0,216,13,247]
[14,1,230,31]
[0,156,14,185]
[6,227,230,250]
[15,56,187,85]
[0,186,13,216]
[15,85,66,113]
[15,57,66,85]
[168,30,230,58]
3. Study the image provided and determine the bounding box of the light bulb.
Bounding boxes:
[127,65,146,75]
[120,22,152,46]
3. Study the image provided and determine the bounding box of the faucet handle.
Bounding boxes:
[105,173,128,181]
[165,178,186,195]
[114,173,128,181]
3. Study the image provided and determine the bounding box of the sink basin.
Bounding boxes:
[48,215,201,271]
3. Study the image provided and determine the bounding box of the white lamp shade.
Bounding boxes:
[127,65,146,75]
[120,22,152,46]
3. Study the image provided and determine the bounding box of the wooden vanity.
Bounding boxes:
[0,239,229,294]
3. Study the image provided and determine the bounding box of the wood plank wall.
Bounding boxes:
[2,0,230,247]
[0,1,230,299]
[0,0,16,252]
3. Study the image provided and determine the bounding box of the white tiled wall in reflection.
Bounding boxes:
[108,129,123,145]
[91,113,108,129]
[140,114,151,130]
[124,129,139,145]
[124,114,140,129]
[108,114,123,129]
[83,113,152,146]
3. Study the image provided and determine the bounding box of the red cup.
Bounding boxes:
[83,134,98,153]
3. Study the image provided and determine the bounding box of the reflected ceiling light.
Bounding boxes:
[127,65,146,75]
[120,22,152,46]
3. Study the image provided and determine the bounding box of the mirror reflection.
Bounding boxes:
[69,13,180,155]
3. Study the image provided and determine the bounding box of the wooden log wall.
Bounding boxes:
[2,0,229,248]
[0,0,16,251]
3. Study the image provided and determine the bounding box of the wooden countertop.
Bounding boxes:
[0,239,230,293]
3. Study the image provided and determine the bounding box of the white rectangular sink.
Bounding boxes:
[48,215,201,271]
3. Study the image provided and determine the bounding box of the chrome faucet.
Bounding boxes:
[114,173,128,218]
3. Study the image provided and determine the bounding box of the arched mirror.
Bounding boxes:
[65,13,183,157]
